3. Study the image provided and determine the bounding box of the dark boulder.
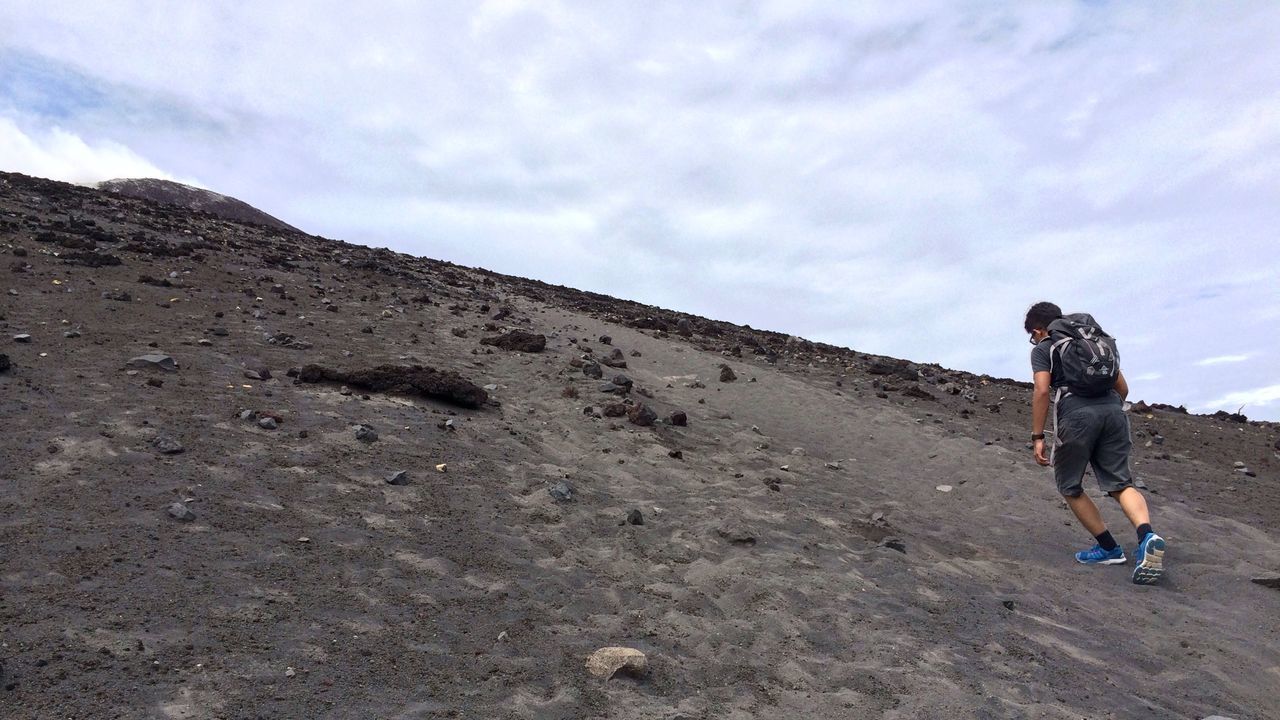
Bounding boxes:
[479,331,546,353]
[297,364,488,408]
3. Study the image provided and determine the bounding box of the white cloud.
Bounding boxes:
[0,116,178,184]
[1195,354,1253,367]
[1200,384,1280,413]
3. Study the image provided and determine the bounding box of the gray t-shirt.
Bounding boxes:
[1031,339,1121,416]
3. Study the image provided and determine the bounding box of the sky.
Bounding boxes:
[2,1,1278,420]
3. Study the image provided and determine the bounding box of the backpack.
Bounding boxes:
[1047,313,1120,398]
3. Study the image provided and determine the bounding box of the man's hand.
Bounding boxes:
[1033,438,1050,466]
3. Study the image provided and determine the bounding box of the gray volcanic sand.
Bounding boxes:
[1,172,1278,719]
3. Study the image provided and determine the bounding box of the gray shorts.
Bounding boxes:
[1052,402,1134,496]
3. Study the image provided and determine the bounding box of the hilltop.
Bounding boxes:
[1,170,1277,719]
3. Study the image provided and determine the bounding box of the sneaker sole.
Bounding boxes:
[1078,555,1127,565]
[1132,536,1166,585]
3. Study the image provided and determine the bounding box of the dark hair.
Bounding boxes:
[1024,301,1062,332]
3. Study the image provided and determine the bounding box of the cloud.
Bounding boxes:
[1194,354,1253,367]
[1200,384,1280,413]
[0,116,179,185]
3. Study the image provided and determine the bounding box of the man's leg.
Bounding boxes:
[1064,492,1107,535]
[1093,406,1165,584]
[1109,487,1150,529]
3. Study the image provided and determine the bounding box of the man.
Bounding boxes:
[1025,301,1166,585]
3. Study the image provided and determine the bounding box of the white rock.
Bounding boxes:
[936,485,954,492]
[585,646,647,679]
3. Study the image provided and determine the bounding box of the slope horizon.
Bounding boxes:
[38,168,1276,424]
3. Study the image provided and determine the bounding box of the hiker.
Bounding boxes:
[1024,302,1166,585]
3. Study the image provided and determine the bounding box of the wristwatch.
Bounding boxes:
[1031,433,1045,441]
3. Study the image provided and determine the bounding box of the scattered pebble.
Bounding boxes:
[355,424,379,443]
[387,470,410,486]
[167,502,196,521]
[152,435,184,454]
[936,485,953,492]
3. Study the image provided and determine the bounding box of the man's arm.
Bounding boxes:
[1114,369,1129,400]
[1032,370,1051,465]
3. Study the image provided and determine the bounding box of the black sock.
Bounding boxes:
[1136,523,1153,541]
[1094,530,1118,551]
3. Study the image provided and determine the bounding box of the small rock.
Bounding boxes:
[258,417,278,430]
[386,470,410,486]
[354,424,379,442]
[63,329,81,338]
[585,647,647,679]
[581,361,603,379]
[791,447,805,456]
[882,538,907,553]
[1002,600,1016,611]
[1134,479,1148,489]
[128,354,178,372]
[602,403,628,417]
[13,334,31,343]
[146,377,163,388]
[548,481,575,502]
[167,502,196,521]
[243,367,272,381]
[870,511,885,523]
[676,318,693,336]
[434,463,447,473]
[936,484,953,492]
[598,335,612,345]
[598,382,629,395]
[668,450,683,460]
[0,354,9,373]
[285,667,296,678]
[625,509,644,525]
[717,523,756,545]
[152,435,184,454]
[1232,461,1246,469]
[718,364,737,382]
[601,347,627,368]
[668,411,687,426]
[824,461,840,470]
[627,403,658,427]
[298,430,309,439]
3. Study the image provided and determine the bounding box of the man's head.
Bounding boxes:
[1024,301,1062,343]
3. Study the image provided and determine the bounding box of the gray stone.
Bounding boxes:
[152,435,184,454]
[601,348,627,369]
[63,329,81,339]
[257,417,278,430]
[598,382,628,395]
[386,470,410,486]
[548,481,575,502]
[625,509,644,525]
[627,403,658,427]
[128,354,178,372]
[719,364,737,382]
[12,334,31,343]
[581,361,603,379]
[167,502,196,521]
[355,424,379,443]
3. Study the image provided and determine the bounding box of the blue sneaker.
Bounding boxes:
[1132,533,1166,585]
[1075,543,1126,565]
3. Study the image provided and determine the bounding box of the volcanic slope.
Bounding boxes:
[1,171,1278,720]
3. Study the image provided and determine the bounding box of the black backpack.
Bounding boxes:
[1047,313,1120,398]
